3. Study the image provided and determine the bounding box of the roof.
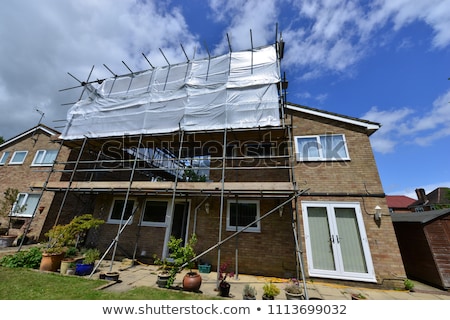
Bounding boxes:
[386,195,416,208]
[0,124,60,149]
[286,102,381,136]
[409,187,450,207]
[391,208,450,223]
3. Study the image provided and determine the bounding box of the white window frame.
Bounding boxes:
[31,149,58,166]
[0,151,10,165]
[294,134,350,161]
[107,197,137,225]
[226,199,261,233]
[140,199,170,227]
[10,193,40,217]
[9,151,28,165]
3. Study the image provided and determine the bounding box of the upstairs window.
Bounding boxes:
[226,200,260,232]
[32,149,58,166]
[108,198,136,224]
[11,193,40,217]
[9,151,28,165]
[0,151,10,165]
[295,134,350,161]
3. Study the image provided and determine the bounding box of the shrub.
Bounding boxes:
[0,247,42,269]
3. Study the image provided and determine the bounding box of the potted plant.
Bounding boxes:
[75,248,100,276]
[66,262,77,275]
[39,214,104,272]
[153,254,175,288]
[284,278,303,300]
[242,284,257,300]
[166,234,202,291]
[218,261,234,297]
[262,281,280,300]
[60,246,80,275]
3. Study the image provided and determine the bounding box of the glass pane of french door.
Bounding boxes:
[334,207,368,273]
[307,207,336,271]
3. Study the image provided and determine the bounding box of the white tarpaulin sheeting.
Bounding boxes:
[61,44,281,140]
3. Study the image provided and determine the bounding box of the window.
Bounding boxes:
[0,151,10,165]
[32,149,58,166]
[108,198,136,224]
[142,200,168,226]
[10,193,40,217]
[295,134,349,161]
[9,151,28,164]
[226,200,260,232]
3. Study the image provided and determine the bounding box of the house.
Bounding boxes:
[0,124,70,243]
[386,195,416,213]
[30,40,406,288]
[391,208,450,289]
[409,187,450,212]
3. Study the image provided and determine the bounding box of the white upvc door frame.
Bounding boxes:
[301,201,376,283]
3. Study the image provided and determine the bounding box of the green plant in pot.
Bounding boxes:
[284,278,303,300]
[75,248,100,276]
[164,234,201,291]
[40,214,104,272]
[262,281,280,300]
[242,284,257,300]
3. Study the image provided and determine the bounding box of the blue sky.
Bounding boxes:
[0,0,449,198]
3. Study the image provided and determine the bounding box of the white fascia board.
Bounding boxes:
[0,126,59,149]
[287,104,380,131]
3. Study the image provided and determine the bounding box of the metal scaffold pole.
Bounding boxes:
[109,134,143,271]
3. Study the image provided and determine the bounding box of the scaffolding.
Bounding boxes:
[32,29,310,298]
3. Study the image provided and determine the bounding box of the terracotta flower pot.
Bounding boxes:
[39,252,65,272]
[182,272,202,292]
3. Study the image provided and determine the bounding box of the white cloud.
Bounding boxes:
[282,0,450,77]
[208,0,279,54]
[365,90,450,153]
[0,0,199,140]
[363,106,414,153]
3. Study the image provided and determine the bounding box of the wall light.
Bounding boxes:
[279,205,283,217]
[374,205,382,221]
[204,202,210,214]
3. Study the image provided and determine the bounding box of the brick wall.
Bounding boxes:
[0,130,70,240]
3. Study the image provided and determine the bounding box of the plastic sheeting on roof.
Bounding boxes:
[60,44,282,140]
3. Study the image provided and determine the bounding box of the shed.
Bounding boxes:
[391,209,450,290]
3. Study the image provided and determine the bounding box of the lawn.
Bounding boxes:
[0,267,218,300]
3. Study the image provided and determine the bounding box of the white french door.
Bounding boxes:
[301,201,376,282]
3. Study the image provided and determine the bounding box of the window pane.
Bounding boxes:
[22,194,40,217]
[307,207,336,271]
[230,203,257,227]
[10,151,27,164]
[42,150,58,164]
[320,135,347,159]
[143,201,167,223]
[11,193,39,217]
[297,137,319,159]
[0,151,10,164]
[110,200,135,220]
[334,207,367,273]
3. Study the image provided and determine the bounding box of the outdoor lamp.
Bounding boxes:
[204,202,210,214]
[374,205,382,220]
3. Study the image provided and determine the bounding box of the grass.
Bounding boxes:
[0,267,219,300]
